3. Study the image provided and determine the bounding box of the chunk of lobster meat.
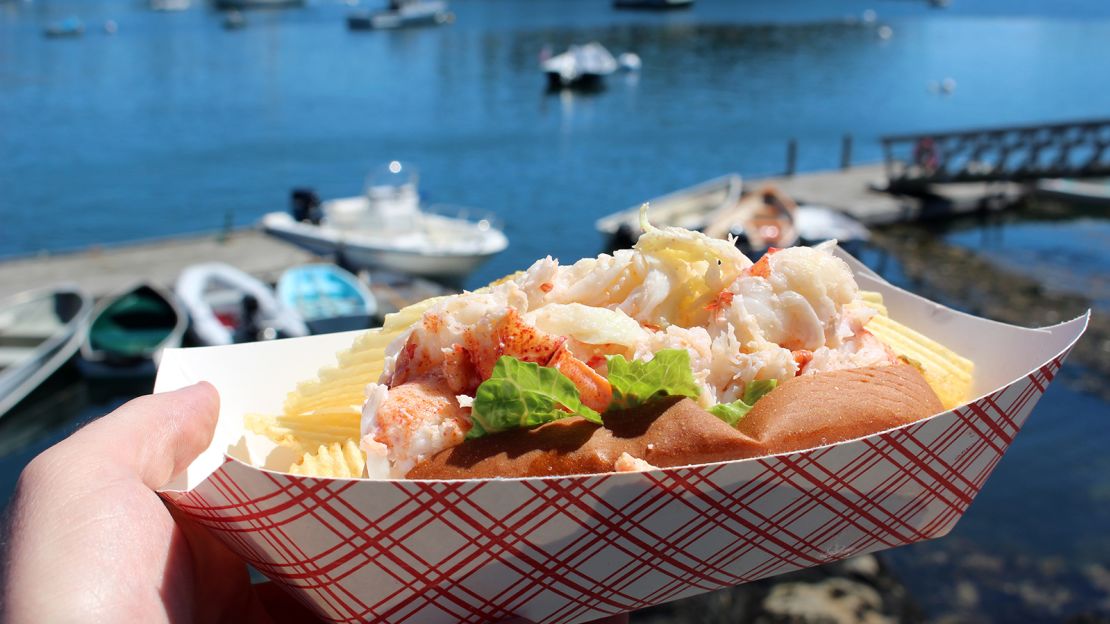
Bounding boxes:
[360,376,471,479]
[464,308,566,380]
[548,346,613,413]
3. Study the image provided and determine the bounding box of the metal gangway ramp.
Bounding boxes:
[881,118,1110,192]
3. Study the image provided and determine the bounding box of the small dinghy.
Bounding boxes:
[78,283,187,378]
[596,174,870,255]
[176,263,308,346]
[277,264,379,335]
[0,286,92,418]
[703,184,801,257]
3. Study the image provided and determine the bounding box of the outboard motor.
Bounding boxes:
[234,294,262,343]
[290,188,322,224]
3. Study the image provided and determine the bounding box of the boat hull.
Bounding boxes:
[176,263,308,347]
[545,71,606,91]
[0,288,92,419]
[78,283,186,380]
[277,264,379,335]
[347,2,450,30]
[1034,178,1110,206]
[262,213,507,284]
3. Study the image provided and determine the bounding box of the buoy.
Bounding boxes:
[103,20,118,34]
[618,52,641,72]
[941,77,957,93]
[877,25,892,40]
[862,9,877,24]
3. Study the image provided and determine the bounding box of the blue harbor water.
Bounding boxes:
[2,0,1110,620]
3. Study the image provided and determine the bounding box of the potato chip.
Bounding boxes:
[282,296,443,416]
[859,290,889,317]
[244,410,360,455]
[866,313,974,410]
[290,439,365,478]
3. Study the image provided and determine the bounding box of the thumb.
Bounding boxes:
[59,382,220,490]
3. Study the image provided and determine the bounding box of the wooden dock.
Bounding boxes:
[0,162,1029,308]
[747,163,1027,225]
[0,229,450,315]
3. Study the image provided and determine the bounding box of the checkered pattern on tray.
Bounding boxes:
[164,356,1065,624]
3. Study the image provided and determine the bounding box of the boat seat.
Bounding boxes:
[0,346,35,368]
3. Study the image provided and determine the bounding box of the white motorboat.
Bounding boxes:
[0,286,93,418]
[542,42,618,90]
[263,162,508,284]
[347,0,452,30]
[175,263,308,346]
[150,0,190,11]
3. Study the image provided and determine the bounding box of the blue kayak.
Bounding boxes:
[277,264,379,335]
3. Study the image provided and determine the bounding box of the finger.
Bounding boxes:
[57,381,220,490]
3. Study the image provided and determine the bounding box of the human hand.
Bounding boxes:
[1,382,319,623]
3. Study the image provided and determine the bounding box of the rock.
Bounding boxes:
[959,553,1005,574]
[1083,563,1110,594]
[762,578,890,624]
[1016,580,1072,614]
[954,581,980,609]
[840,555,882,580]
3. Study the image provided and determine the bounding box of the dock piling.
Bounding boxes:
[786,138,797,177]
[841,134,853,170]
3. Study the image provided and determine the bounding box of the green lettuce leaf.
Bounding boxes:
[468,356,602,439]
[708,379,779,426]
[605,349,702,410]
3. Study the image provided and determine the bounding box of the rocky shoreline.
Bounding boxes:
[632,554,923,624]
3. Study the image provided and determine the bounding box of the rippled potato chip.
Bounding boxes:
[282,297,442,416]
[862,292,974,410]
[290,439,366,478]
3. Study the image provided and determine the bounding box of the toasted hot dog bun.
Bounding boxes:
[406,363,942,479]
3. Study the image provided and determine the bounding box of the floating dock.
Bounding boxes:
[747,163,1027,225]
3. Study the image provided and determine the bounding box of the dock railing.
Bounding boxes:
[881,118,1110,192]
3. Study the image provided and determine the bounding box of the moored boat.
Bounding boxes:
[150,0,191,11]
[347,0,452,30]
[277,264,379,334]
[596,173,742,248]
[43,17,84,38]
[703,184,801,256]
[176,263,308,346]
[1034,178,1110,206]
[213,0,302,10]
[78,283,186,378]
[0,286,92,418]
[596,174,869,255]
[262,161,508,285]
[542,42,618,90]
[613,0,693,9]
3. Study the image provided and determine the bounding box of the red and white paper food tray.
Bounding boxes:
[156,252,1088,624]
